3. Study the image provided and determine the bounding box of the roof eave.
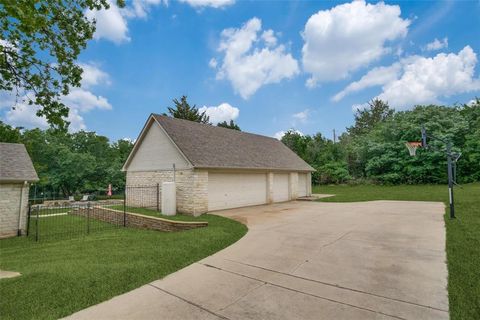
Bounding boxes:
[193,165,315,172]
[0,178,39,183]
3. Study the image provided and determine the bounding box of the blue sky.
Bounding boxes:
[2,0,480,141]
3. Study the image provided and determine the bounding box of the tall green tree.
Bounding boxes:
[167,95,210,124]
[0,122,134,196]
[217,120,241,131]
[0,121,21,142]
[281,130,309,160]
[0,0,124,129]
[347,99,394,137]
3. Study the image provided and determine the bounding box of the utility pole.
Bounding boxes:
[333,129,336,143]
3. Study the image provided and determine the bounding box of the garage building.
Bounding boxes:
[122,114,314,216]
[0,143,39,238]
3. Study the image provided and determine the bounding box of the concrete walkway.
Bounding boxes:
[66,201,448,320]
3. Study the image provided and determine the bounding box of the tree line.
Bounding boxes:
[0,96,239,197]
[0,123,134,197]
[1,98,478,195]
[281,99,480,185]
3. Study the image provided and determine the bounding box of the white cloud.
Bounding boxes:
[274,129,304,140]
[199,102,239,124]
[4,104,49,129]
[292,109,309,123]
[335,46,480,108]
[302,0,410,86]
[332,63,402,101]
[351,103,370,112]
[467,99,479,106]
[178,0,235,9]
[214,17,299,99]
[86,1,130,44]
[79,63,111,88]
[424,37,448,51]
[1,64,112,131]
[261,29,277,47]
[128,0,167,18]
[4,103,87,132]
[86,0,231,44]
[121,137,136,143]
[208,58,218,69]
[62,89,112,112]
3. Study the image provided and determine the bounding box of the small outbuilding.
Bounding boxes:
[122,114,314,216]
[0,143,39,238]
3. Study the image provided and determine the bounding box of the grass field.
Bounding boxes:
[0,214,247,320]
[313,183,480,320]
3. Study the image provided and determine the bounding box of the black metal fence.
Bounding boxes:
[125,184,161,211]
[27,185,161,241]
[28,184,126,205]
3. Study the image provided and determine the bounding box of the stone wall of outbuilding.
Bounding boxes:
[126,169,208,216]
[0,183,29,238]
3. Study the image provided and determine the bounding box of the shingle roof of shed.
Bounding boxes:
[152,114,314,171]
[0,143,39,182]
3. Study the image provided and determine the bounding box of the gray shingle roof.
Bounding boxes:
[0,143,39,182]
[152,114,314,172]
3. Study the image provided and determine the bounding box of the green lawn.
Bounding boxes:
[313,183,480,320]
[0,214,247,320]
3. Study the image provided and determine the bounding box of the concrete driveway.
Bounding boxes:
[66,201,448,320]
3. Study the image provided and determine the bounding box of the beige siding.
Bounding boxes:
[298,173,308,197]
[273,173,289,202]
[289,172,298,199]
[307,172,312,196]
[127,123,190,171]
[208,172,267,211]
[0,183,29,238]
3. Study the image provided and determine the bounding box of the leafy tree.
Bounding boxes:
[166,96,210,124]
[0,121,22,142]
[281,100,479,185]
[281,130,309,160]
[0,122,133,196]
[347,99,394,137]
[0,0,124,129]
[217,120,241,130]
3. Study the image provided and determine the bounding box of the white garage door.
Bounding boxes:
[208,173,267,211]
[273,173,289,202]
[298,173,307,197]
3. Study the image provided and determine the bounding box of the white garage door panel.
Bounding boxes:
[298,173,307,197]
[273,173,289,202]
[208,173,267,211]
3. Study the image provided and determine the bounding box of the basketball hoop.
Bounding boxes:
[405,141,422,156]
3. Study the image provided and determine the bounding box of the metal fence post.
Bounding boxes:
[156,183,160,212]
[26,204,31,236]
[123,189,127,227]
[35,205,39,242]
[87,202,91,234]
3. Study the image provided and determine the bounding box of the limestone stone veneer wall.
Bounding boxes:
[126,169,311,216]
[126,169,208,216]
[72,206,208,232]
[0,183,29,238]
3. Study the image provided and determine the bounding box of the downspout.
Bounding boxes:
[17,181,28,236]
